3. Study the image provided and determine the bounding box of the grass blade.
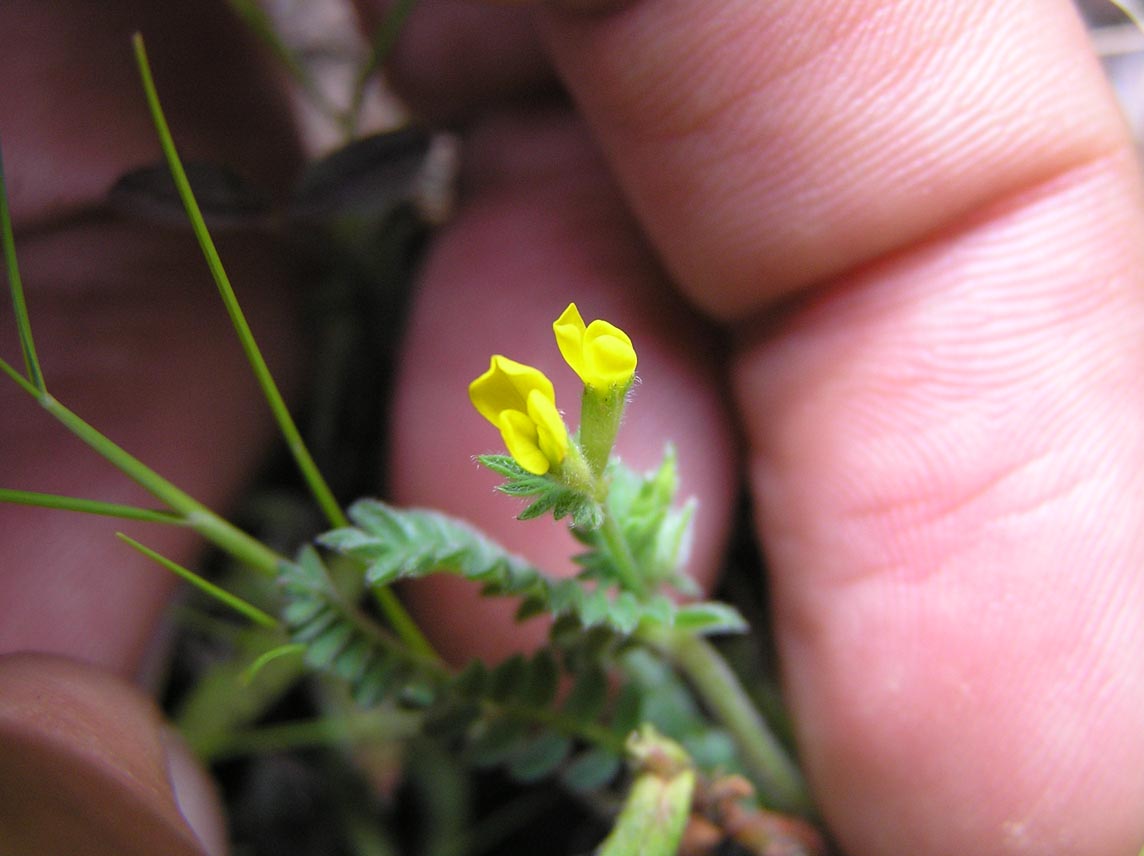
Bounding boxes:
[131,33,436,661]
[0,140,44,392]
[117,532,279,629]
[131,33,346,531]
[0,352,282,575]
[0,488,185,525]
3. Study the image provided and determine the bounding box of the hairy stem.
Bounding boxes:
[595,511,649,597]
[648,628,811,816]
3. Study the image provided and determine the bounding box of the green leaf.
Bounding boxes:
[561,747,622,793]
[422,700,481,740]
[477,455,602,527]
[281,597,326,626]
[290,607,342,643]
[331,638,374,682]
[304,622,355,669]
[317,527,386,556]
[651,500,696,584]
[400,680,436,708]
[609,683,644,739]
[277,547,441,709]
[507,731,572,783]
[514,596,548,623]
[453,659,489,698]
[522,650,559,708]
[320,501,664,637]
[563,665,608,723]
[489,654,528,703]
[475,454,522,478]
[673,602,749,635]
[354,656,407,707]
[578,587,612,627]
[609,592,641,635]
[682,729,738,773]
[468,717,529,768]
[641,595,675,628]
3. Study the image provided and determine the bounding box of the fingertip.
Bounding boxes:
[164,727,229,856]
[0,652,220,856]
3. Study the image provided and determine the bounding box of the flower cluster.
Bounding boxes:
[468,303,637,477]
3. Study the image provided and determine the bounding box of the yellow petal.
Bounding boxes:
[582,320,637,387]
[553,303,588,381]
[469,355,556,426]
[497,409,550,475]
[527,388,569,467]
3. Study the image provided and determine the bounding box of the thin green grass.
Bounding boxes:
[132,34,346,532]
[0,348,283,574]
[118,532,280,629]
[240,643,306,685]
[0,142,44,392]
[0,488,185,525]
[131,34,435,660]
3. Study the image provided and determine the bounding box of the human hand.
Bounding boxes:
[2,1,1142,855]
[376,0,1144,853]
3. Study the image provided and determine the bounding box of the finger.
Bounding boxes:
[735,153,1144,853]
[530,0,1144,852]
[0,652,226,856]
[388,107,737,664]
[0,0,302,675]
[536,0,1128,319]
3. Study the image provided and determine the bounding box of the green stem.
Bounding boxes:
[1,355,282,575]
[654,629,811,815]
[44,395,283,572]
[132,33,345,532]
[498,700,628,756]
[0,488,185,525]
[118,533,280,629]
[596,509,649,597]
[204,709,422,761]
[132,34,436,662]
[0,140,44,392]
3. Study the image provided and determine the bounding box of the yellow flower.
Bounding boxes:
[553,303,637,390]
[469,355,569,475]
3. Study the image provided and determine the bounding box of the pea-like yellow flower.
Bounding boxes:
[469,355,569,475]
[553,303,637,390]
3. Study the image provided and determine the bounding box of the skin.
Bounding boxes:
[0,1,1141,854]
